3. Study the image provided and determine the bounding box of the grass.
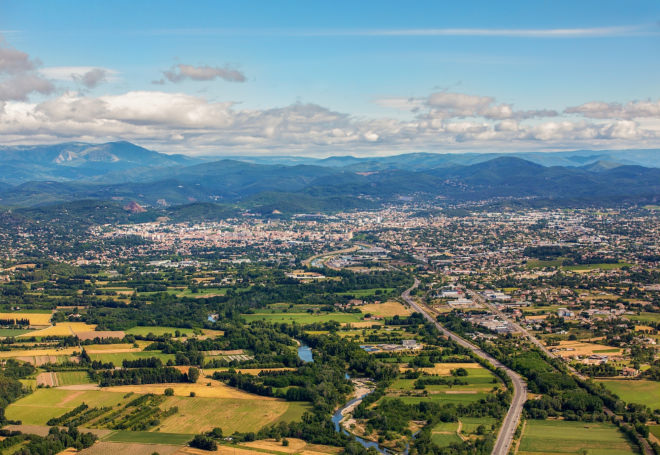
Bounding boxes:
[598,380,660,410]
[626,313,660,323]
[155,396,309,434]
[526,258,565,269]
[88,351,175,364]
[650,425,660,440]
[104,430,192,444]
[5,389,127,425]
[242,312,364,324]
[397,393,489,405]
[0,328,33,337]
[55,371,93,386]
[518,420,637,454]
[460,417,496,434]
[430,431,462,447]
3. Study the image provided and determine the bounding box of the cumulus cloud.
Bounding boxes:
[0,38,54,101]
[72,68,109,88]
[376,92,558,121]
[160,63,246,84]
[1,89,658,155]
[565,99,660,119]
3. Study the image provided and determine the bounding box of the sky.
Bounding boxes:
[0,0,659,156]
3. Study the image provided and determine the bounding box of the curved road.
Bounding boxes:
[401,278,527,455]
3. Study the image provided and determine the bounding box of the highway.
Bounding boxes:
[401,279,527,455]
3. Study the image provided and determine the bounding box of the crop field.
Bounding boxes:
[359,300,411,317]
[517,420,636,454]
[85,341,151,353]
[88,351,175,364]
[626,313,660,323]
[104,431,192,444]
[102,382,266,399]
[0,328,33,337]
[154,396,309,434]
[78,441,182,455]
[5,388,127,425]
[242,312,364,324]
[241,438,341,455]
[0,346,77,359]
[0,311,52,325]
[204,367,295,376]
[554,340,622,357]
[56,371,93,385]
[399,362,487,375]
[20,322,97,337]
[597,380,660,410]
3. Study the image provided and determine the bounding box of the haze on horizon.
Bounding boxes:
[0,0,659,157]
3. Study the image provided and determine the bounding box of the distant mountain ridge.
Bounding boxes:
[0,141,201,184]
[1,141,659,212]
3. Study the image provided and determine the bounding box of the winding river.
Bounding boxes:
[296,342,405,454]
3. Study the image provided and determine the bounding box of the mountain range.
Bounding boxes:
[1,141,659,214]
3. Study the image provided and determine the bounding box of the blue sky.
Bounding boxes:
[0,0,659,155]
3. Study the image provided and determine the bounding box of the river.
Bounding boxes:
[296,342,404,454]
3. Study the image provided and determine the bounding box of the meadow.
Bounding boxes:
[597,379,660,410]
[517,420,636,454]
[154,396,308,434]
[5,389,127,425]
[626,313,660,323]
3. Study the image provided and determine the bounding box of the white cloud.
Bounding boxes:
[2,89,658,155]
[160,63,246,83]
[565,99,660,119]
[0,38,54,101]
[41,66,117,87]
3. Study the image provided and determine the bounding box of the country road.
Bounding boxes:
[401,278,527,455]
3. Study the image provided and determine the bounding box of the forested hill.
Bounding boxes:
[1,142,660,214]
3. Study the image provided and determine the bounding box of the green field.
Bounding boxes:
[650,425,660,440]
[242,312,364,324]
[5,389,127,425]
[104,430,192,444]
[563,262,632,271]
[626,313,660,323]
[88,351,176,364]
[598,379,660,410]
[6,387,309,435]
[526,258,565,268]
[460,417,496,434]
[55,370,93,385]
[0,328,33,337]
[397,393,489,405]
[430,430,461,447]
[125,326,193,336]
[518,420,637,454]
[155,396,309,434]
